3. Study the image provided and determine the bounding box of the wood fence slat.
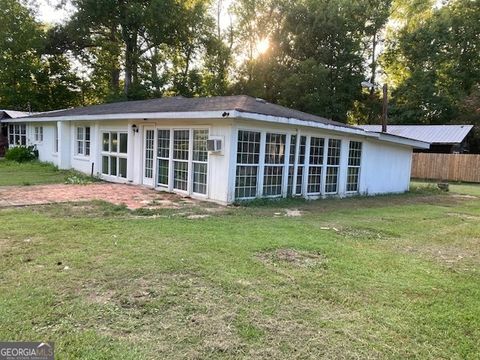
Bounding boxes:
[411,153,480,183]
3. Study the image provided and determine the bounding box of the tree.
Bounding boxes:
[0,0,84,111]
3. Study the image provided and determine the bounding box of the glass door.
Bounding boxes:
[143,127,155,186]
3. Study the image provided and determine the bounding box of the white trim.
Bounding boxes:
[6,109,430,149]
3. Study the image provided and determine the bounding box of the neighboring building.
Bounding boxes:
[358,125,474,153]
[3,96,428,204]
[0,110,34,157]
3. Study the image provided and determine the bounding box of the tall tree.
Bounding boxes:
[0,0,83,111]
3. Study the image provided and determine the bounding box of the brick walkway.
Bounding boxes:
[0,183,193,209]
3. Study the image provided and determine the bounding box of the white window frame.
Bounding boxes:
[34,126,43,143]
[101,131,128,179]
[8,124,27,146]
[53,125,59,154]
[235,129,262,200]
[306,136,325,195]
[75,126,91,157]
[153,127,209,197]
[263,132,287,198]
[324,138,342,195]
[346,141,362,194]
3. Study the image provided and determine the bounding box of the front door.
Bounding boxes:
[143,127,155,186]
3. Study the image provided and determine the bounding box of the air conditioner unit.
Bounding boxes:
[207,138,223,153]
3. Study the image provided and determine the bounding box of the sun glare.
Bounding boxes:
[255,38,270,57]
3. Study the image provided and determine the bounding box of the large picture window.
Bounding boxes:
[325,139,341,194]
[101,131,128,178]
[263,133,286,196]
[307,137,324,194]
[76,126,90,156]
[287,134,296,196]
[8,124,26,146]
[347,141,362,193]
[235,130,261,199]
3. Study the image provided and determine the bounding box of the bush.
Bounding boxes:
[5,146,38,162]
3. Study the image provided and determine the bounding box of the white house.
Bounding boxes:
[3,95,429,204]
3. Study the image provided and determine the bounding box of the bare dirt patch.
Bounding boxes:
[257,249,326,268]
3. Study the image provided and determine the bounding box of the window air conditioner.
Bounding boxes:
[207,138,223,153]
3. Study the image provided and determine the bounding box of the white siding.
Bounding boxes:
[360,140,413,195]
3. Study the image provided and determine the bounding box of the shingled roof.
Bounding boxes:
[21,95,354,129]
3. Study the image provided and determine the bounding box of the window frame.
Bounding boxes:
[324,138,342,195]
[75,126,91,157]
[100,130,128,179]
[8,124,27,146]
[346,141,362,193]
[34,126,43,143]
[235,129,262,200]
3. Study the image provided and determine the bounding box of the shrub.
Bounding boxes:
[5,146,38,162]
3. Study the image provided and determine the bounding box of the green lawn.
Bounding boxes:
[1,177,479,358]
[0,160,93,186]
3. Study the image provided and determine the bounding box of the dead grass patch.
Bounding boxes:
[257,249,326,268]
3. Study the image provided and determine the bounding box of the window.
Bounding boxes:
[193,129,208,194]
[53,126,58,153]
[307,137,324,194]
[325,139,341,194]
[296,136,307,195]
[8,124,27,146]
[144,130,154,179]
[173,130,190,191]
[347,141,362,192]
[287,134,296,195]
[101,131,128,178]
[156,130,170,186]
[34,126,43,142]
[235,130,261,199]
[76,126,90,156]
[263,133,286,196]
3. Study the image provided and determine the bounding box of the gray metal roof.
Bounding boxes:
[358,125,474,144]
[19,95,355,129]
[0,110,33,120]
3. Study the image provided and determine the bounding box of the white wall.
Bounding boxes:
[360,140,413,195]
[27,122,59,166]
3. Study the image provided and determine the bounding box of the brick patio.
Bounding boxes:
[0,183,194,209]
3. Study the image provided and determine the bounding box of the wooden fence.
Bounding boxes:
[411,153,480,183]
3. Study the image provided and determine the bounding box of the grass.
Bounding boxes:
[0,180,479,359]
[0,160,96,186]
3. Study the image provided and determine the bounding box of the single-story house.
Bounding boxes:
[4,96,429,204]
[0,110,33,156]
[358,125,474,154]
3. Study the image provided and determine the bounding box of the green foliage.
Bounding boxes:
[0,0,85,111]
[383,0,480,125]
[4,146,37,162]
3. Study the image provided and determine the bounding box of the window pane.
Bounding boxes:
[265,133,286,164]
[193,129,208,162]
[77,127,84,141]
[235,166,258,199]
[289,135,297,165]
[348,141,362,166]
[193,162,207,194]
[77,141,84,155]
[102,133,110,152]
[119,133,128,153]
[85,127,90,141]
[20,125,26,134]
[263,166,283,196]
[157,130,170,158]
[307,166,322,194]
[110,156,117,176]
[157,159,169,186]
[325,167,339,194]
[102,156,109,175]
[327,139,341,166]
[119,158,127,178]
[347,167,360,192]
[173,130,189,160]
[111,132,118,153]
[309,137,324,165]
[144,130,154,178]
[296,166,304,195]
[173,161,188,191]
[237,130,260,164]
